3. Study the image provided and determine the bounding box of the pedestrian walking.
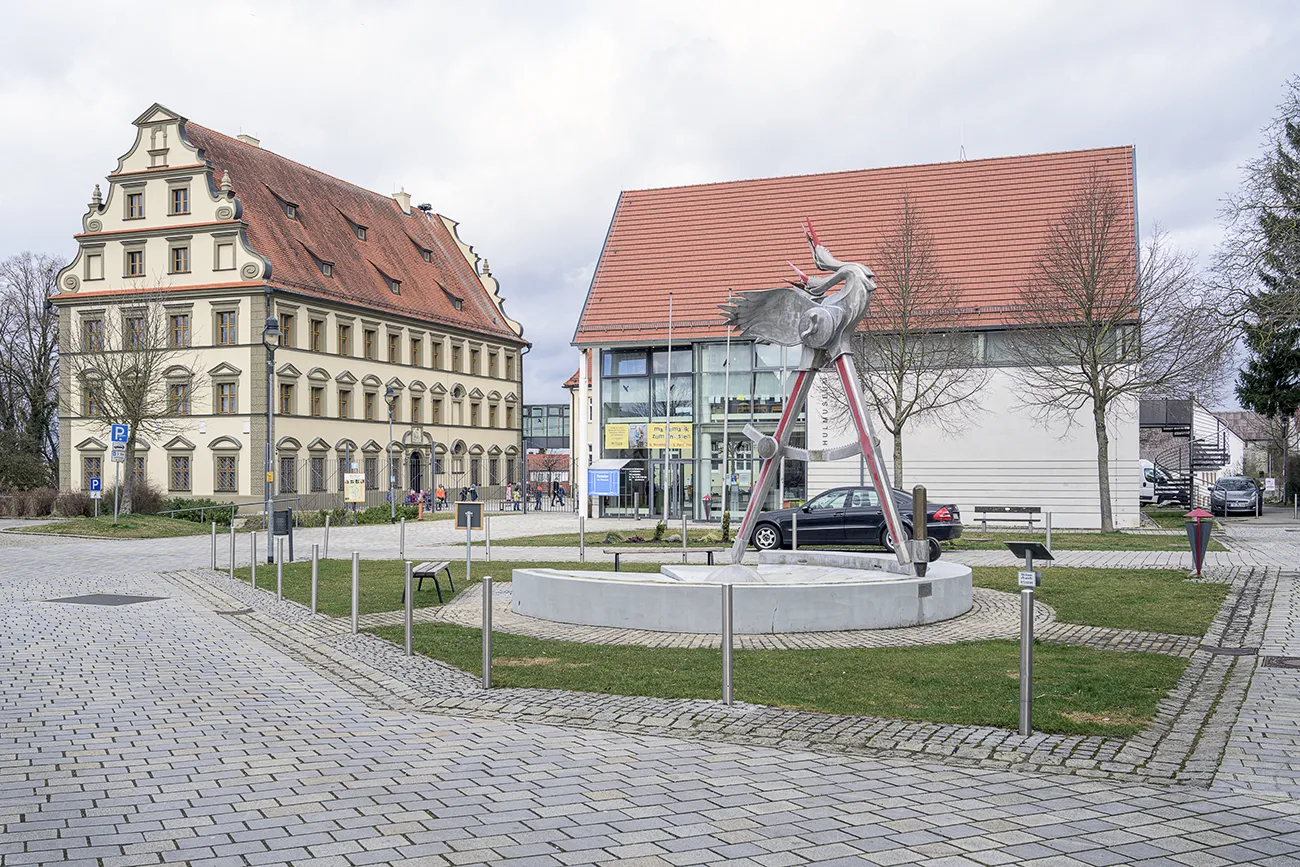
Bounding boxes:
[535,483,543,510]
[551,480,564,507]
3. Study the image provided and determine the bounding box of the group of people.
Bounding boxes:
[398,480,568,512]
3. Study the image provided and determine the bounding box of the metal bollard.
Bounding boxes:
[310,544,319,615]
[634,491,640,520]
[228,523,235,581]
[251,533,258,591]
[482,576,493,688]
[324,514,331,559]
[682,513,688,563]
[579,513,585,563]
[351,552,359,635]
[791,510,798,550]
[1020,588,1034,736]
[399,517,406,561]
[276,537,285,601]
[1044,511,1052,560]
[721,583,734,706]
[211,521,217,570]
[485,515,491,562]
[404,561,414,657]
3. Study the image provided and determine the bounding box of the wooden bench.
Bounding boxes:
[603,547,729,571]
[972,505,1042,532]
[402,561,454,603]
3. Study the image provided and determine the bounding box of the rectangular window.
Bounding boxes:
[170,246,190,274]
[470,348,480,375]
[364,456,378,490]
[86,253,103,281]
[170,187,190,215]
[125,315,145,351]
[169,313,190,347]
[364,329,376,360]
[279,382,294,414]
[285,203,298,221]
[127,192,144,219]
[488,353,498,377]
[310,320,323,352]
[168,382,190,415]
[470,457,481,486]
[279,313,294,348]
[387,277,401,295]
[82,318,104,351]
[364,392,375,421]
[215,242,235,271]
[506,406,515,428]
[310,456,326,493]
[279,456,297,494]
[126,249,145,277]
[432,399,442,424]
[451,345,462,372]
[410,338,421,367]
[505,354,515,379]
[83,385,104,418]
[310,387,322,418]
[338,389,351,419]
[411,396,422,423]
[217,310,237,345]
[133,455,147,488]
[338,324,351,356]
[169,455,191,492]
[355,225,367,241]
[489,458,500,486]
[431,341,442,370]
[470,403,480,427]
[387,334,400,363]
[488,405,497,428]
[217,382,237,414]
[83,456,102,487]
[321,261,333,277]
[215,455,237,492]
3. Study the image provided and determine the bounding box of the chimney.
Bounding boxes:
[236,133,260,148]
[392,189,411,215]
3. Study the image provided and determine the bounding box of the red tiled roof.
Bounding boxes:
[182,123,524,345]
[574,146,1135,345]
[562,352,594,389]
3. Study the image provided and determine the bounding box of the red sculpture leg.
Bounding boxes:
[729,368,817,565]
[834,354,913,565]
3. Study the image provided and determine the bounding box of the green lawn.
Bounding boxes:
[972,566,1227,636]
[21,515,214,538]
[486,529,730,548]
[1142,508,1197,530]
[372,623,1186,737]
[231,558,662,617]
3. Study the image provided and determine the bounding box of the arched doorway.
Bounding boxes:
[408,451,423,492]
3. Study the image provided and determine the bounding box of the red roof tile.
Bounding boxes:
[562,352,594,389]
[182,123,524,345]
[574,146,1135,345]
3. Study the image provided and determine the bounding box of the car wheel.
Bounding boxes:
[752,523,782,551]
[879,524,914,553]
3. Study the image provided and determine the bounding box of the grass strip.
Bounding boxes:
[21,515,213,538]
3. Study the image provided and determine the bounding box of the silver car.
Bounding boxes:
[1209,477,1259,516]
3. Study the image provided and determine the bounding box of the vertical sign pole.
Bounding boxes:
[1020,550,1034,736]
[310,544,319,615]
[1045,511,1052,559]
[721,583,734,706]
[228,523,235,581]
[276,537,285,601]
[113,456,120,525]
[791,510,798,551]
[211,522,217,570]
[486,515,491,562]
[351,552,360,635]
[399,516,406,561]
[465,522,472,590]
[251,533,257,591]
[404,561,414,657]
[323,514,331,559]
[482,576,493,688]
[579,512,586,563]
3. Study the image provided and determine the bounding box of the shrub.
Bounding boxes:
[721,510,731,543]
[9,487,59,517]
[603,531,623,544]
[653,521,667,541]
[165,497,235,525]
[54,490,95,517]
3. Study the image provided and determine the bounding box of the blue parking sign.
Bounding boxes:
[89,478,102,491]
[111,424,129,443]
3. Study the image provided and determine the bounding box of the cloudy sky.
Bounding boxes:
[2,1,1297,404]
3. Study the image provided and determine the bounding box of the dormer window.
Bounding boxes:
[285,203,298,220]
[387,277,400,294]
[321,261,333,278]
[355,224,367,241]
[443,288,463,311]
[409,236,434,263]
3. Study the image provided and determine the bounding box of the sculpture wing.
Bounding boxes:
[718,287,817,346]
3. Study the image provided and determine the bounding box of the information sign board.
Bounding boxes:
[343,472,365,503]
[1266,477,1277,492]
[455,500,484,530]
[588,468,620,497]
[1017,570,1041,588]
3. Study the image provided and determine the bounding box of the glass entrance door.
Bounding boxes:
[652,460,695,519]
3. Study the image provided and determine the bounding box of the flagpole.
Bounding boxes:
[663,293,673,521]
[721,289,732,519]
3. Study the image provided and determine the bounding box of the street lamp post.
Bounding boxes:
[261,314,282,564]
[385,384,397,523]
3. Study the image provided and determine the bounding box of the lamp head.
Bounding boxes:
[261,314,281,349]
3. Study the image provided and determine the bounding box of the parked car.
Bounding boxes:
[1209,476,1259,516]
[748,486,962,551]
[1140,459,1188,507]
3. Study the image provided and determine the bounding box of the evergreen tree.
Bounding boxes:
[1236,121,1300,492]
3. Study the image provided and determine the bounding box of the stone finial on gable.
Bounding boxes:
[481,259,491,277]
[220,170,232,195]
[91,184,102,208]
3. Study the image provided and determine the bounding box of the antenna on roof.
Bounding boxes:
[959,123,967,162]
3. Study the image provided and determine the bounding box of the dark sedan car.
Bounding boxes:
[748,486,963,551]
[1209,476,1259,516]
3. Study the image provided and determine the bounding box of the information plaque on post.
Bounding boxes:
[455,501,484,531]
[1003,540,1053,736]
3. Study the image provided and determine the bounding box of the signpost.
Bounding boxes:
[456,501,484,592]
[1003,540,1054,736]
[110,424,128,524]
[89,477,101,518]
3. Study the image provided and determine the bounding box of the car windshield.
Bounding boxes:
[1219,478,1254,491]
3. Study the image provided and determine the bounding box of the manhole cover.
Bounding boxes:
[1263,656,1300,669]
[44,593,165,607]
[1199,645,1259,656]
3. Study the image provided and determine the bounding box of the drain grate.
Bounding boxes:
[44,593,165,607]
[1199,645,1258,656]
[1263,656,1300,669]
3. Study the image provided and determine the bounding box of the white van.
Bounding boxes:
[1140,459,1176,505]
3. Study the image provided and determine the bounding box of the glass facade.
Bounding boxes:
[523,404,570,451]
[597,341,806,519]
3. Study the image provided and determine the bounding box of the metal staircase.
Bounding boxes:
[1140,399,1231,507]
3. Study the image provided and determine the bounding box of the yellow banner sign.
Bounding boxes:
[647,423,666,448]
[669,422,693,449]
[604,424,629,449]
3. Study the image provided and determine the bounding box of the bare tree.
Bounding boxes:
[1007,172,1233,531]
[0,253,62,487]
[63,294,205,513]
[820,194,990,483]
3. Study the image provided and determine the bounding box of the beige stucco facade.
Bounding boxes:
[54,105,525,506]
